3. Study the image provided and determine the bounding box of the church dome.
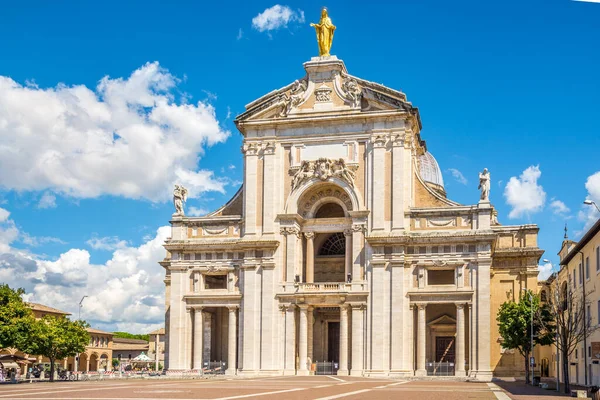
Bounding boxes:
[419,151,445,189]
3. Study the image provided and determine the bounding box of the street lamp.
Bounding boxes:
[522,288,534,386]
[583,200,600,213]
[543,259,560,392]
[78,296,88,321]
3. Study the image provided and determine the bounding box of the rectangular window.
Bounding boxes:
[195,253,202,260]
[576,348,578,359]
[579,263,583,285]
[598,301,600,326]
[597,246,600,272]
[205,253,212,261]
[590,346,592,358]
[456,244,464,253]
[468,244,477,253]
[588,305,592,327]
[184,253,191,261]
[443,245,451,253]
[427,269,455,285]
[573,269,576,287]
[204,274,227,289]
[586,257,590,280]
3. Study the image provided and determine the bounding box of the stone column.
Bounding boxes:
[456,303,466,376]
[371,134,386,230]
[344,229,352,281]
[475,258,493,381]
[193,307,203,370]
[262,142,276,234]
[242,142,259,235]
[284,305,296,375]
[350,304,365,376]
[416,303,427,376]
[283,227,300,283]
[226,306,238,375]
[186,308,193,369]
[352,225,365,282]
[391,133,405,231]
[155,333,160,372]
[305,232,315,283]
[85,358,90,373]
[298,305,309,375]
[338,304,349,376]
[308,308,314,368]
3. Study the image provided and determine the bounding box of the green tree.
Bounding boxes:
[0,284,34,350]
[112,331,150,341]
[496,289,555,384]
[22,316,90,381]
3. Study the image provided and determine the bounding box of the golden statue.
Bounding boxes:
[310,8,336,57]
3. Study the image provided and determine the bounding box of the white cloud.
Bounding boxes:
[187,207,208,217]
[252,5,305,32]
[0,212,170,333]
[504,165,546,219]
[538,262,553,281]
[20,233,66,247]
[578,171,600,232]
[573,0,600,3]
[86,236,128,251]
[236,28,243,40]
[0,207,9,223]
[447,168,467,185]
[549,199,571,217]
[37,192,57,209]
[0,62,230,202]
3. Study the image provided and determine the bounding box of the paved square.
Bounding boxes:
[0,377,506,400]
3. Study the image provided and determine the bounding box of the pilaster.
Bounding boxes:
[371,133,387,230]
[338,304,349,376]
[243,142,259,235]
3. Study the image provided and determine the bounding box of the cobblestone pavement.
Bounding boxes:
[0,376,527,400]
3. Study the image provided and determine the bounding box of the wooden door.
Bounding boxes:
[435,336,455,363]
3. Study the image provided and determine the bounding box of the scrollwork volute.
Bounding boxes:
[280,79,308,117]
[280,226,301,238]
[291,158,355,192]
[341,76,362,108]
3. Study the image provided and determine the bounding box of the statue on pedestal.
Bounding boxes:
[173,184,188,216]
[310,8,336,57]
[478,168,490,202]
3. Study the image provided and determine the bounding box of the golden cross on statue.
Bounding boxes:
[310,8,336,57]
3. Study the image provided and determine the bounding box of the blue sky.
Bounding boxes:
[0,0,599,332]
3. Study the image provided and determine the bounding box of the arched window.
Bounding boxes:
[319,233,346,256]
[315,203,345,218]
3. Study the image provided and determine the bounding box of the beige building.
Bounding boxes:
[0,303,113,373]
[148,328,165,367]
[161,52,543,379]
[539,218,600,386]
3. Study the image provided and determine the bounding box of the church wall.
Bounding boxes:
[384,150,392,227]
[414,172,449,208]
[256,156,264,234]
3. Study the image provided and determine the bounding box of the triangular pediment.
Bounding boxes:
[428,314,456,326]
[235,56,421,129]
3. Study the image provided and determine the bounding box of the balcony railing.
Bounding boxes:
[297,282,351,292]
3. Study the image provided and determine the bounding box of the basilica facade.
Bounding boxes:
[161,55,543,380]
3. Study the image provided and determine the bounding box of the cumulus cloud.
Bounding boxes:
[504,165,546,219]
[37,192,57,209]
[187,207,208,217]
[252,5,305,32]
[578,171,600,232]
[86,236,128,251]
[20,233,66,247]
[447,168,468,185]
[0,208,169,333]
[538,261,553,281]
[0,62,230,202]
[549,199,571,217]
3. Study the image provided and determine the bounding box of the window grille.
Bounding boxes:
[319,233,346,256]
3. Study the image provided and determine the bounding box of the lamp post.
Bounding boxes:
[76,295,88,375]
[522,288,535,385]
[543,258,560,392]
[583,200,600,213]
[78,296,88,321]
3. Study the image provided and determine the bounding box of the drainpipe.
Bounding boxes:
[581,251,588,386]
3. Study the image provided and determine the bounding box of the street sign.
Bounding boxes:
[530,356,535,366]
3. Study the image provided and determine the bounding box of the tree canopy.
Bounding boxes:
[497,289,555,383]
[112,331,149,341]
[0,284,34,350]
[21,316,89,381]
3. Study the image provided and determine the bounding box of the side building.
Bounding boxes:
[539,219,600,386]
[161,54,543,379]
